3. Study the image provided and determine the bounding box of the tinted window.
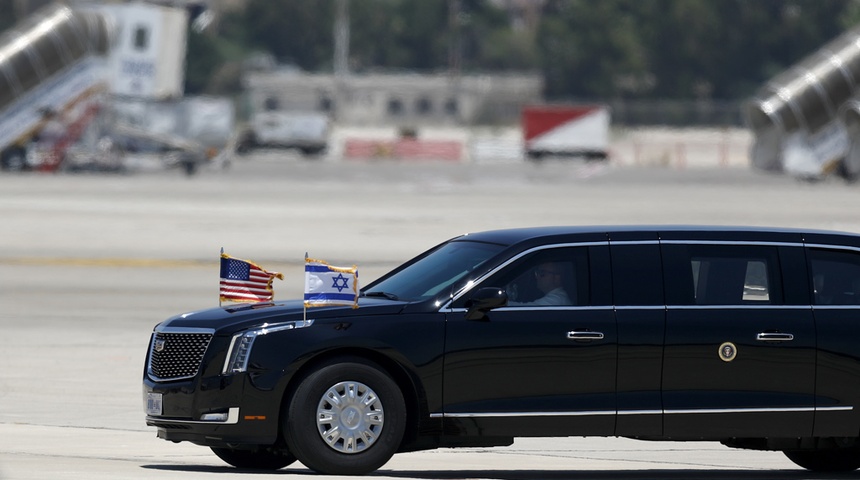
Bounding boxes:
[663,244,782,305]
[611,244,663,306]
[809,248,860,305]
[364,240,504,302]
[480,246,591,307]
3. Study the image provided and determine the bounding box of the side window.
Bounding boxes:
[692,257,770,303]
[663,244,782,305]
[481,247,591,307]
[809,248,860,305]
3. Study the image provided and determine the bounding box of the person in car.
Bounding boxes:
[508,261,572,306]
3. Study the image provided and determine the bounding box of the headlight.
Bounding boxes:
[222,320,314,374]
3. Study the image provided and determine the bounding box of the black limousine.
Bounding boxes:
[145,226,860,474]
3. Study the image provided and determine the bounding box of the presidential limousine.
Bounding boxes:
[144,226,860,474]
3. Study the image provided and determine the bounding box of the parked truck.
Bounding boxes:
[522,104,610,160]
[235,68,330,157]
[235,110,329,156]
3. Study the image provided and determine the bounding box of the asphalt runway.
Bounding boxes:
[3,154,860,479]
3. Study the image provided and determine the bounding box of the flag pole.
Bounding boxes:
[219,247,224,308]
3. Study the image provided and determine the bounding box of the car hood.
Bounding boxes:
[156,298,409,334]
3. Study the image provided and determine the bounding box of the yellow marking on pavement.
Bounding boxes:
[0,257,214,268]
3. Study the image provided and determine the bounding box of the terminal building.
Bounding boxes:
[242,68,543,127]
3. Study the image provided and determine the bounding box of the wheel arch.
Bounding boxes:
[276,347,427,451]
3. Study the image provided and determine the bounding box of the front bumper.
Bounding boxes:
[143,374,282,447]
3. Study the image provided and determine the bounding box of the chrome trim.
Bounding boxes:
[609,240,660,245]
[813,305,860,310]
[493,306,613,312]
[661,240,805,247]
[148,407,240,425]
[663,406,851,415]
[567,331,605,340]
[806,243,860,253]
[446,304,815,312]
[440,411,617,418]
[153,326,216,335]
[615,305,666,310]
[668,305,811,310]
[428,406,852,419]
[756,332,795,342]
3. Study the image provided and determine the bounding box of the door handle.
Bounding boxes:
[756,332,794,342]
[567,331,604,341]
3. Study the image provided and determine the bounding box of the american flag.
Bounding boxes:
[220,253,283,303]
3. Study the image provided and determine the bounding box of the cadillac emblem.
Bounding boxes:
[154,338,166,353]
[719,342,737,362]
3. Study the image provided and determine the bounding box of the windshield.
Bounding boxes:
[363,240,505,303]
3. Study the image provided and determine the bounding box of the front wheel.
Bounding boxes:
[210,446,296,470]
[284,359,406,475]
[784,448,860,472]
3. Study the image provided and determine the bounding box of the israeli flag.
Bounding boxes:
[304,258,359,308]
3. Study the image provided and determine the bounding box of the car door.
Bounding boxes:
[609,237,666,437]
[660,241,816,438]
[805,242,860,437]
[441,244,617,437]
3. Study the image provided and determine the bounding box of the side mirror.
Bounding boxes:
[464,287,508,321]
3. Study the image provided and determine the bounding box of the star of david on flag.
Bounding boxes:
[220,252,283,304]
[304,257,359,308]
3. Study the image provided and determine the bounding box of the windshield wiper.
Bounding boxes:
[362,291,399,300]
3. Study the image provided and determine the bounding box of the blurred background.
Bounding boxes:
[3,0,860,180]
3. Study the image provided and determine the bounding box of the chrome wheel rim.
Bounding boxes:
[316,381,384,454]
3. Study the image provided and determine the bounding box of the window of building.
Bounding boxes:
[319,96,333,112]
[416,97,433,115]
[133,26,149,51]
[444,98,458,116]
[263,96,279,111]
[387,98,404,116]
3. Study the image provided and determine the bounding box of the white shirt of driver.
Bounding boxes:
[508,287,572,306]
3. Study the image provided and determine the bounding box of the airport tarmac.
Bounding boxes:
[2,155,860,479]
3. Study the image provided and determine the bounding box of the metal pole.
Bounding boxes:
[334,0,349,122]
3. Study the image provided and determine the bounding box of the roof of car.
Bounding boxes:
[455,225,860,246]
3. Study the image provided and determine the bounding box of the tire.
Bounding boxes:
[210,446,296,470]
[284,359,406,475]
[784,448,860,472]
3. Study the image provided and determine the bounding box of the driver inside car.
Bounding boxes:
[507,261,573,306]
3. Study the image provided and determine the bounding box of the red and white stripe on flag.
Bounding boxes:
[220,253,283,303]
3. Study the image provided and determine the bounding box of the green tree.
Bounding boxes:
[538,0,651,99]
[240,0,335,70]
[183,0,860,101]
